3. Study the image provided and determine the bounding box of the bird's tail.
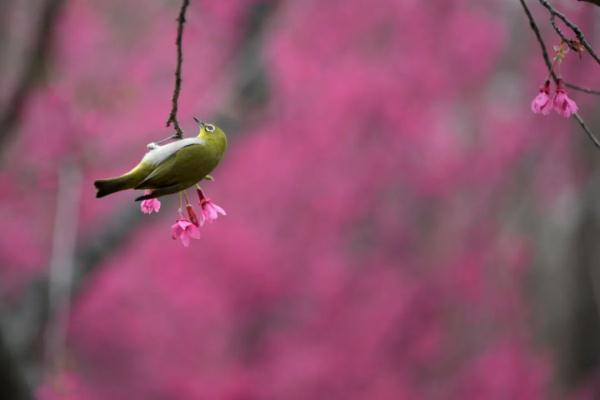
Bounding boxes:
[94,174,138,198]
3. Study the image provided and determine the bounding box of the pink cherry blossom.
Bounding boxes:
[197,189,226,224]
[140,190,161,214]
[530,81,552,115]
[553,87,578,118]
[171,219,201,247]
[140,198,161,214]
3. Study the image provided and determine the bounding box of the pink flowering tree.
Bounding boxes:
[1,0,600,399]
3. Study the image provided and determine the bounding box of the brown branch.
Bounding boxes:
[0,2,67,392]
[520,0,600,96]
[573,113,600,150]
[538,0,600,65]
[165,0,190,140]
[549,14,574,50]
[0,0,66,150]
[520,0,557,80]
[519,0,600,150]
[44,163,81,376]
[564,82,600,96]
[577,0,600,9]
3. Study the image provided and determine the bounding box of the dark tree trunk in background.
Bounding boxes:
[0,333,32,400]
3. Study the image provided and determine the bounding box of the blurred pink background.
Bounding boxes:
[2,0,600,398]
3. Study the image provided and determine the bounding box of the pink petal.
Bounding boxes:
[141,201,152,214]
[565,97,578,115]
[206,205,218,220]
[177,220,192,229]
[540,100,552,115]
[151,199,161,212]
[180,232,191,247]
[140,198,161,214]
[198,197,226,224]
[187,224,201,239]
[171,224,183,239]
[553,90,578,118]
[171,219,191,239]
[213,203,226,216]
[531,92,551,115]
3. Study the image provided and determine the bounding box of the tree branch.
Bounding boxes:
[0,0,66,150]
[537,0,600,65]
[519,0,556,79]
[564,82,600,96]
[520,0,600,96]
[165,0,190,140]
[577,0,600,8]
[573,113,600,150]
[519,0,600,150]
[44,163,81,376]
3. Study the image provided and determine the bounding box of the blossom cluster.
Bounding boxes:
[140,188,226,247]
[531,80,578,118]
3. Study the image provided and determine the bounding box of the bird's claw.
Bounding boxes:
[204,175,215,181]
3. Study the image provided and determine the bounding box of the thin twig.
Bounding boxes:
[550,14,572,49]
[520,0,556,80]
[521,0,600,95]
[538,0,600,65]
[573,113,600,150]
[165,0,190,139]
[564,82,600,96]
[519,0,600,150]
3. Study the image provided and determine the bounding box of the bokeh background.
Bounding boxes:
[2,0,600,398]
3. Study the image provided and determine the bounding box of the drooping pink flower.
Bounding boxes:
[140,190,161,214]
[553,85,578,118]
[530,81,552,115]
[140,198,161,214]
[197,188,226,224]
[171,218,201,247]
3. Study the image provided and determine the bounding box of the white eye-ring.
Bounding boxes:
[205,124,215,133]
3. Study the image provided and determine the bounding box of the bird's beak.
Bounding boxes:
[193,117,204,127]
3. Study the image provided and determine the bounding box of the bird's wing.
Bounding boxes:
[135,143,207,189]
[141,137,204,166]
[135,153,179,189]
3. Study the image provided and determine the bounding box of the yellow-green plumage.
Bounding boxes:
[94,123,227,200]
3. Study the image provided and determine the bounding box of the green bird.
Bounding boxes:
[94,120,227,201]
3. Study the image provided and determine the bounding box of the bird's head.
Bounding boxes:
[194,117,228,157]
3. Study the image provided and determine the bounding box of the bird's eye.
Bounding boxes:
[205,124,215,133]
